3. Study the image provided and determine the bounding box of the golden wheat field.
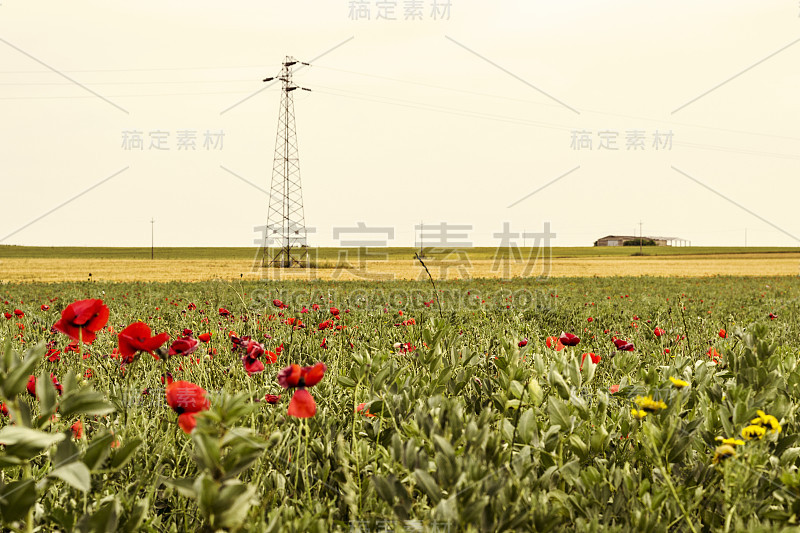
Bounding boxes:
[1,253,798,282]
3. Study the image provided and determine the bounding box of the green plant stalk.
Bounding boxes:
[679,298,693,356]
[303,418,311,504]
[351,378,363,512]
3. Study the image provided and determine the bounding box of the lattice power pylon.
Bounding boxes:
[261,56,311,267]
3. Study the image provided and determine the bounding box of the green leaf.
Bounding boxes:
[36,369,59,418]
[60,390,115,418]
[110,438,142,470]
[0,426,64,448]
[75,497,120,533]
[192,431,221,474]
[214,481,257,529]
[508,380,524,399]
[163,477,197,499]
[372,476,395,504]
[50,461,92,492]
[83,431,114,471]
[0,479,37,522]
[336,375,357,388]
[548,369,570,400]
[414,468,442,503]
[53,434,80,468]
[547,396,572,433]
[517,409,537,444]
[121,496,149,533]
[432,434,455,461]
[2,342,46,398]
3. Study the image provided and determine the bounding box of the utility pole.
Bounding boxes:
[638,220,643,254]
[151,218,154,260]
[261,56,311,268]
[419,220,424,258]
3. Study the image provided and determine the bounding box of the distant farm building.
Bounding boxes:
[593,235,690,247]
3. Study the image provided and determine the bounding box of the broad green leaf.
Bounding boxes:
[0,479,37,522]
[60,390,115,418]
[2,342,46,398]
[215,481,257,529]
[0,426,64,448]
[414,468,441,503]
[36,369,58,417]
[336,375,357,388]
[50,461,92,492]
[110,438,143,470]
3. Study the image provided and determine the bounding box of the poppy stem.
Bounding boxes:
[303,418,312,503]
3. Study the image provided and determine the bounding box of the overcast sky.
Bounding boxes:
[1,0,798,247]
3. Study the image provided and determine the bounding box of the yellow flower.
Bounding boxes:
[750,410,781,434]
[715,436,745,446]
[713,444,737,464]
[631,408,648,419]
[634,395,667,413]
[669,377,689,389]
[742,425,766,440]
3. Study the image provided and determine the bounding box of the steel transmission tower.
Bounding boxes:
[261,57,311,267]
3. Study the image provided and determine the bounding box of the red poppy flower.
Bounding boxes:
[13,309,24,317]
[50,374,63,395]
[613,338,635,351]
[277,363,326,389]
[708,347,721,362]
[769,313,777,320]
[218,308,231,317]
[26,374,62,397]
[165,380,210,433]
[356,402,376,418]
[518,339,528,348]
[243,358,265,375]
[264,394,281,404]
[320,338,328,349]
[0,403,8,417]
[287,389,316,418]
[198,332,212,343]
[46,349,61,362]
[393,342,415,354]
[546,336,565,351]
[53,299,109,344]
[330,307,340,316]
[168,337,200,357]
[118,322,170,363]
[580,352,601,369]
[3,312,11,320]
[64,341,80,353]
[187,302,197,311]
[273,299,286,309]
[653,327,665,337]
[559,332,580,346]
[718,329,727,338]
[41,305,50,311]
[71,420,83,439]
[182,328,193,336]
[609,384,620,394]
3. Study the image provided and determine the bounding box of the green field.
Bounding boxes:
[1,276,800,531]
